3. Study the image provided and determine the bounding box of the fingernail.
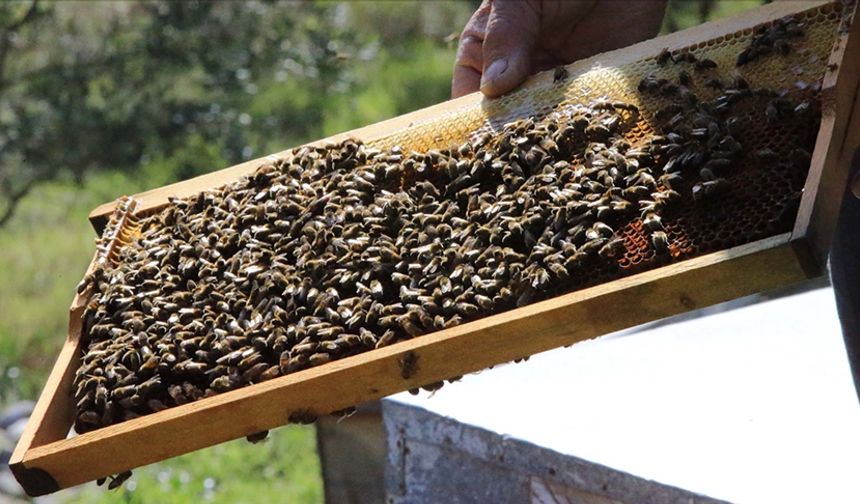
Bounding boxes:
[852,172,860,199]
[481,59,508,90]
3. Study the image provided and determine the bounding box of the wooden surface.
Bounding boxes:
[792,0,860,271]
[8,253,96,495]
[87,0,834,234]
[13,0,850,496]
[13,234,808,493]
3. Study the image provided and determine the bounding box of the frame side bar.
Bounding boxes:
[8,249,103,496]
[9,303,85,496]
[792,1,860,266]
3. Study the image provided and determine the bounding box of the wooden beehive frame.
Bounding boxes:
[10,0,860,496]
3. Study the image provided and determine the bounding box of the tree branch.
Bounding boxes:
[0,177,35,227]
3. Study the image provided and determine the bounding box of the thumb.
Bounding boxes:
[480,0,541,98]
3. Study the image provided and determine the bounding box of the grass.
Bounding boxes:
[65,426,322,504]
[0,172,145,402]
[0,172,325,503]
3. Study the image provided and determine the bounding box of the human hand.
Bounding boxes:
[452,0,668,99]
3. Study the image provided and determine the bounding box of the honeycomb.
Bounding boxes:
[76,1,847,433]
[361,1,843,290]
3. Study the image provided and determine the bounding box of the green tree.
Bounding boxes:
[0,0,382,227]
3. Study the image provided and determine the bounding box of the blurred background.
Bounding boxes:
[0,1,765,502]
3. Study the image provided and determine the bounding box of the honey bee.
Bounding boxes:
[694,58,717,71]
[736,47,754,66]
[288,410,318,425]
[755,148,779,163]
[398,351,419,380]
[651,231,670,254]
[107,470,133,490]
[246,430,269,444]
[598,238,625,260]
[692,178,730,201]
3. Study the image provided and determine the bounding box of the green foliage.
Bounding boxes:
[0,1,476,226]
[662,0,765,34]
[320,38,457,136]
[66,426,322,504]
[0,173,144,402]
[0,175,326,503]
[139,134,229,187]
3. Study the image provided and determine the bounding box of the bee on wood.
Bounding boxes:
[790,147,811,170]
[694,58,718,72]
[794,100,812,117]
[784,20,804,38]
[659,81,680,97]
[107,470,133,490]
[692,178,730,201]
[658,172,683,190]
[147,399,169,412]
[246,430,269,444]
[598,238,625,260]
[288,410,318,425]
[755,148,779,163]
[309,352,332,366]
[547,261,569,280]
[638,74,660,92]
[676,51,697,64]
[211,374,241,392]
[242,362,270,383]
[736,46,756,67]
[258,366,282,382]
[399,351,418,379]
[732,75,750,90]
[655,103,684,121]
[696,162,718,180]
[421,381,445,393]
[579,238,607,256]
[766,97,792,123]
[774,39,792,55]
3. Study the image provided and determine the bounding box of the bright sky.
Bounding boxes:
[390,285,860,503]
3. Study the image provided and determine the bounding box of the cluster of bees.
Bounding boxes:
[737,15,805,66]
[640,49,813,207]
[74,100,660,433]
[71,12,820,489]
